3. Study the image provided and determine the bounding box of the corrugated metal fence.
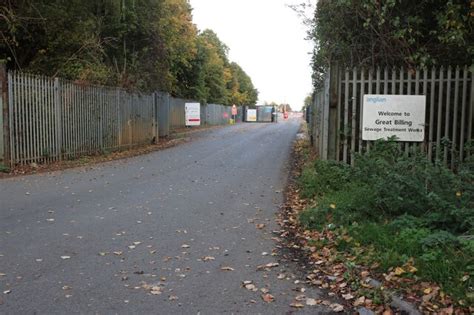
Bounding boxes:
[307,65,474,169]
[204,104,241,125]
[0,68,248,166]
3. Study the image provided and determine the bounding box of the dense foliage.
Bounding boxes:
[0,0,258,105]
[299,140,474,303]
[305,0,473,88]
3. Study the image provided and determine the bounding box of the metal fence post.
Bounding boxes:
[153,92,159,141]
[54,77,62,160]
[327,63,340,160]
[157,92,170,137]
[116,89,121,147]
[0,63,10,166]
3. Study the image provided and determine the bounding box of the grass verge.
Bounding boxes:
[299,139,473,311]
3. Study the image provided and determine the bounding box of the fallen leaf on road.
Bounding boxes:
[60,256,71,260]
[181,244,190,249]
[330,303,344,312]
[202,256,215,261]
[98,252,107,256]
[221,266,234,271]
[256,224,265,229]
[306,298,319,306]
[168,295,178,301]
[257,262,279,270]
[0,273,6,277]
[3,290,11,294]
[262,293,274,303]
[290,302,305,308]
[150,286,162,295]
[113,251,123,256]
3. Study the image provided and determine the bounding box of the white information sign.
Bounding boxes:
[362,95,426,142]
[185,103,201,126]
[247,109,257,122]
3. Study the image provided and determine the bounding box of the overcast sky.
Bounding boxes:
[189,0,314,110]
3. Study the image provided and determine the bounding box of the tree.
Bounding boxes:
[0,0,258,103]
[304,0,473,89]
[184,29,258,105]
[304,94,312,108]
[228,62,258,106]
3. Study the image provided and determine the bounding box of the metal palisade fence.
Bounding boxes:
[4,71,157,165]
[307,65,473,169]
[0,67,244,166]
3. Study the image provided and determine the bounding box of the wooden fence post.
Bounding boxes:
[0,62,10,166]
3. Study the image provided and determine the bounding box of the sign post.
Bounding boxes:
[362,95,426,142]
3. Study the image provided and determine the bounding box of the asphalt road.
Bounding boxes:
[0,118,331,314]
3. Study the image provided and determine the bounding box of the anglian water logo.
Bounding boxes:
[366,96,387,104]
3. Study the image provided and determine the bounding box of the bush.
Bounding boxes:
[298,139,474,303]
[300,140,473,234]
[299,159,351,198]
